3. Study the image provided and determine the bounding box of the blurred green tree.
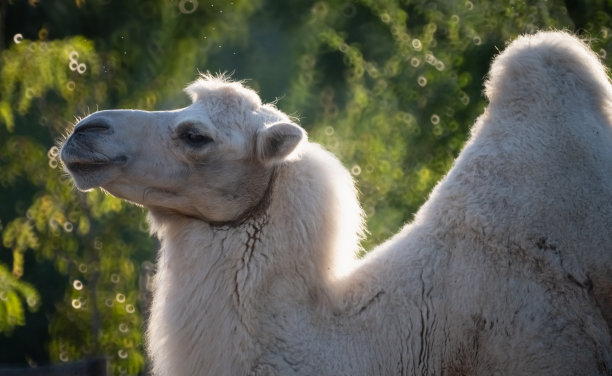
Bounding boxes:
[0,0,610,374]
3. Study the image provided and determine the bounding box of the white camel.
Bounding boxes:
[61,31,612,375]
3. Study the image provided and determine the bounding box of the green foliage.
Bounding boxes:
[0,37,103,132]
[0,264,40,333]
[1,0,611,374]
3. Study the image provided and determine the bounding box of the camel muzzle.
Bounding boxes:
[60,116,128,189]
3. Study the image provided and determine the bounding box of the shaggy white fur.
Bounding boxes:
[61,31,612,375]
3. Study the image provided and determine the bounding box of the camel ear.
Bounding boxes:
[256,122,305,165]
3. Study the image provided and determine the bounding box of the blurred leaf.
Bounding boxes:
[0,264,40,334]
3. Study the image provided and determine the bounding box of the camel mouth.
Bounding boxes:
[61,142,127,178]
[59,126,130,190]
[60,135,128,170]
[65,160,112,173]
[63,155,127,173]
[61,154,128,191]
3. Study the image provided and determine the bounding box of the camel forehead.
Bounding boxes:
[174,102,215,128]
[186,77,262,114]
[182,77,267,137]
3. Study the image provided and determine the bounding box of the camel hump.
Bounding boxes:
[485,31,612,110]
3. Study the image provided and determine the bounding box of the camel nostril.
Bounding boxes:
[75,120,112,134]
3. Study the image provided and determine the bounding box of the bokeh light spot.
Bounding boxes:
[71,299,81,309]
[118,349,128,359]
[179,0,198,14]
[430,114,440,125]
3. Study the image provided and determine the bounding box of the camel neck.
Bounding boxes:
[207,167,278,229]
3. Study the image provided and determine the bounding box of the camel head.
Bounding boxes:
[61,76,305,224]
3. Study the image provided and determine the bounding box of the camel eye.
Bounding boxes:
[180,128,214,147]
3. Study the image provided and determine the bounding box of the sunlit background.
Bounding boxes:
[1,0,611,374]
